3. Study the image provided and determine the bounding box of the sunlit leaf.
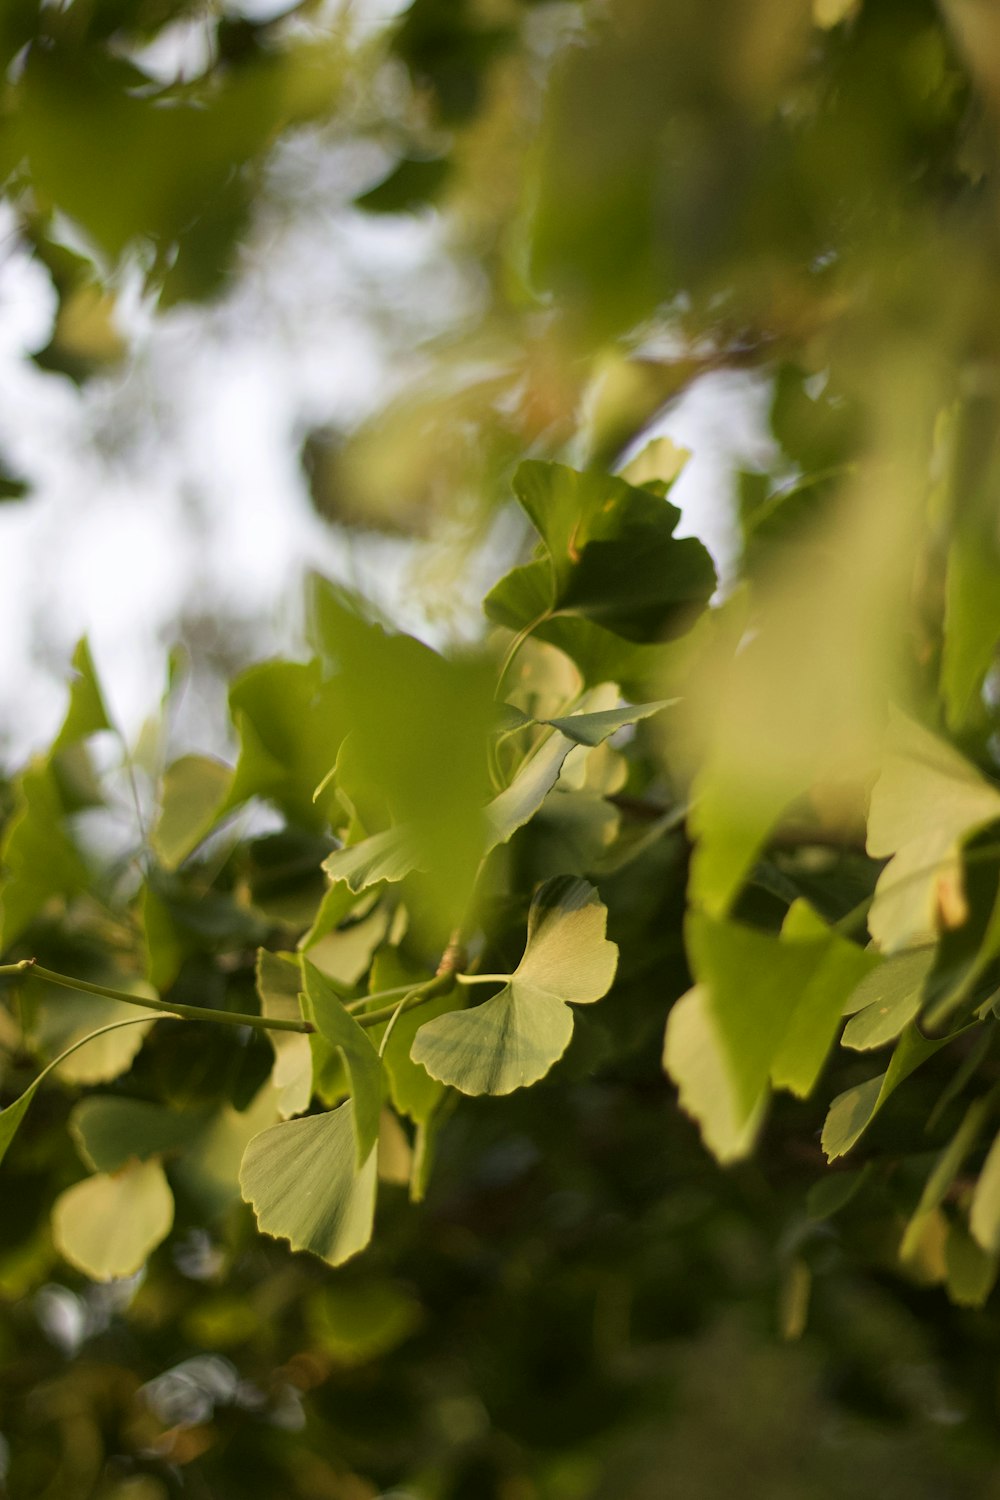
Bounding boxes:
[411,877,617,1095]
[240,1100,377,1268]
[867,711,1000,951]
[662,985,766,1162]
[153,755,233,870]
[301,959,382,1162]
[51,1158,174,1281]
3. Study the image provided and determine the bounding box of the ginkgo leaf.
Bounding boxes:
[0,1018,153,1168]
[901,1094,992,1260]
[411,877,618,1095]
[322,687,649,896]
[322,826,418,893]
[69,1095,208,1172]
[971,1128,1000,1253]
[840,948,935,1050]
[662,986,767,1162]
[301,959,382,1162]
[256,948,312,1119]
[499,697,674,748]
[485,461,715,646]
[945,1219,1000,1308]
[867,711,1000,951]
[51,1157,174,1280]
[822,1024,950,1160]
[171,1081,281,1221]
[240,1100,377,1268]
[152,754,233,869]
[686,902,874,1118]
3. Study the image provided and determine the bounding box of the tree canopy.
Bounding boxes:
[5,1,1000,1496]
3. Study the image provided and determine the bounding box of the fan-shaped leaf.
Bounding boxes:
[52,1158,174,1281]
[411,878,617,1095]
[240,1101,377,1268]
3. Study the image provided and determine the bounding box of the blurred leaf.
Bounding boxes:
[225,659,345,829]
[901,1093,992,1260]
[867,710,1000,951]
[841,948,936,1050]
[52,1157,174,1280]
[663,985,767,1162]
[0,1018,151,1168]
[485,461,715,650]
[153,755,233,870]
[822,1025,951,1160]
[69,1096,207,1172]
[945,1217,999,1308]
[686,901,874,1118]
[355,153,451,213]
[970,1126,1000,1253]
[308,1276,422,1364]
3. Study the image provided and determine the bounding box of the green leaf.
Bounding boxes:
[822,1024,950,1160]
[0,762,89,949]
[970,1127,1000,1253]
[941,529,1000,732]
[685,902,875,1117]
[29,970,160,1086]
[841,948,935,1050]
[867,711,1000,951]
[52,638,112,751]
[307,583,496,923]
[411,877,617,1095]
[805,1166,872,1220]
[321,684,641,897]
[225,659,345,829]
[52,1157,174,1281]
[322,826,419,893]
[901,1093,993,1260]
[662,986,767,1163]
[256,949,312,1120]
[500,697,674,748]
[945,1218,1000,1308]
[485,461,715,646]
[69,1096,208,1172]
[369,949,450,1124]
[0,1018,152,1168]
[302,959,382,1162]
[153,755,233,869]
[240,1100,378,1268]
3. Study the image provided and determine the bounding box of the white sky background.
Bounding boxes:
[0,8,775,768]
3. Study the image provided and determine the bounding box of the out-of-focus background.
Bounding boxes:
[0,0,777,762]
[5,1,1000,1497]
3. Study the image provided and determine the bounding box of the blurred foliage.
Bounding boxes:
[6,0,1000,1497]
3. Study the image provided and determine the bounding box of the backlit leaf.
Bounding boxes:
[51,1158,174,1281]
[240,1100,377,1268]
[411,877,617,1095]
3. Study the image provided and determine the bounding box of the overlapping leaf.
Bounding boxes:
[411,877,617,1095]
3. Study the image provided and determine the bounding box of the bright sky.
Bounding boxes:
[0,41,773,768]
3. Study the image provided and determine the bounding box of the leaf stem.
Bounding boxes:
[495,609,553,700]
[355,971,455,1030]
[7,960,315,1035]
[455,973,511,985]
